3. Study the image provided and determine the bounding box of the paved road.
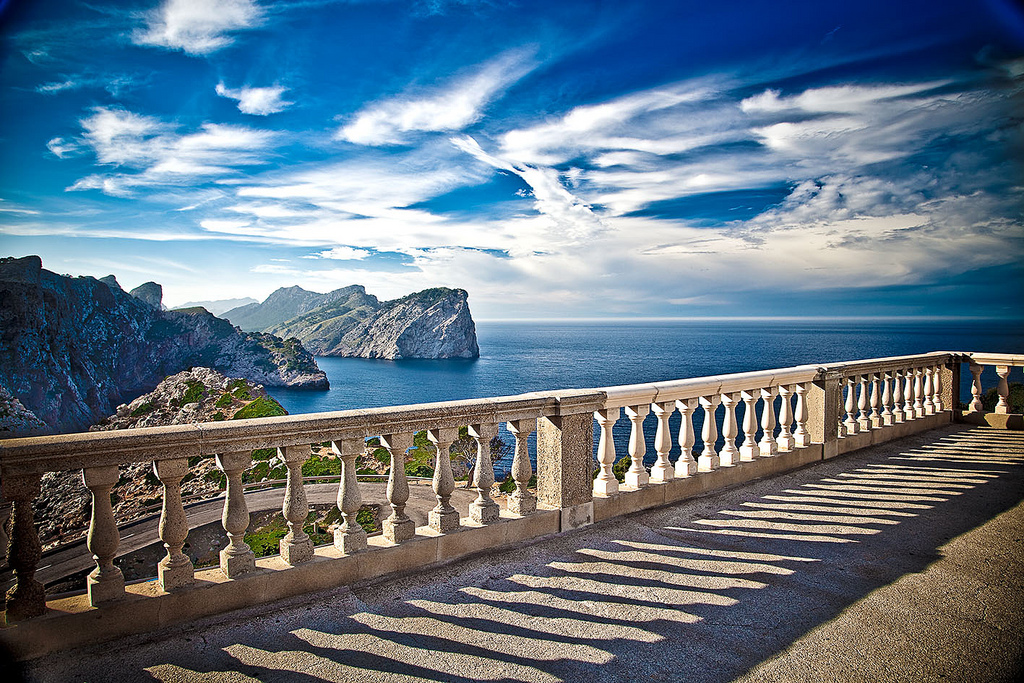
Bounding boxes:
[18,424,1024,682]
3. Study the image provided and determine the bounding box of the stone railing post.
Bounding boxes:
[675,398,698,476]
[904,369,916,419]
[698,394,720,470]
[83,465,125,604]
[881,372,894,426]
[857,375,871,431]
[969,362,984,412]
[333,436,367,553]
[625,405,651,487]
[869,374,882,428]
[923,368,935,416]
[381,432,415,542]
[468,423,500,524]
[2,473,45,620]
[942,358,958,415]
[280,445,313,564]
[843,377,859,435]
[913,367,925,418]
[794,383,811,447]
[216,451,255,578]
[995,366,1011,414]
[758,387,778,457]
[893,370,905,422]
[154,458,194,590]
[650,402,675,482]
[739,390,760,461]
[427,427,461,530]
[806,370,842,459]
[537,393,599,531]
[719,393,740,467]
[593,408,619,496]
[932,364,945,412]
[506,419,537,516]
[777,385,795,450]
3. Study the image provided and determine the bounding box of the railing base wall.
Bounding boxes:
[957,410,1023,430]
[0,509,560,661]
[836,411,953,456]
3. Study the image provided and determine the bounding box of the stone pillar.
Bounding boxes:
[777,385,795,450]
[333,436,367,553]
[904,369,917,419]
[83,465,125,604]
[675,398,698,476]
[893,370,906,422]
[593,409,619,496]
[942,360,959,416]
[625,405,651,487]
[468,423,500,525]
[995,366,1011,414]
[857,375,871,431]
[869,374,883,428]
[506,419,537,517]
[650,402,675,482]
[428,427,461,530]
[932,364,945,413]
[382,433,415,542]
[154,458,194,590]
[2,473,45,620]
[718,394,740,467]
[969,362,984,412]
[923,368,935,416]
[843,377,859,435]
[806,371,842,459]
[758,387,778,457]
[215,451,255,578]
[698,395,720,470]
[913,367,925,418]
[881,372,894,426]
[537,409,594,531]
[794,382,811,448]
[279,446,313,564]
[739,390,760,461]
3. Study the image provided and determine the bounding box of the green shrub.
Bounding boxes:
[212,411,226,421]
[215,393,233,408]
[232,396,287,420]
[180,380,206,405]
[130,402,153,418]
[302,454,341,477]
[982,382,1024,413]
[613,455,631,482]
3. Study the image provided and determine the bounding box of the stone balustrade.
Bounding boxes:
[0,350,1017,659]
[964,353,1024,416]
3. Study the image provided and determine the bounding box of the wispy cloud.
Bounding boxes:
[337,47,537,145]
[307,246,372,260]
[215,83,293,115]
[133,0,263,56]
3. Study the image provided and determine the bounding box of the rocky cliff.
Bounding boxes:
[224,285,480,360]
[0,256,327,434]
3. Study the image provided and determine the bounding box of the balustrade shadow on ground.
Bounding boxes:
[0,351,1021,660]
[17,424,1023,682]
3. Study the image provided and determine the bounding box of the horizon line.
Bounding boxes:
[474,315,1024,323]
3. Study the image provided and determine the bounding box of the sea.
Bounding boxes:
[268,319,1024,476]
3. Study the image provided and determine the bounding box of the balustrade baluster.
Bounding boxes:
[739,390,760,461]
[758,387,778,457]
[932,365,944,412]
[506,420,537,516]
[857,375,871,431]
[843,377,858,435]
[869,374,882,428]
[82,465,125,605]
[904,368,916,419]
[969,362,984,412]
[995,366,1011,414]
[280,445,314,563]
[333,436,367,553]
[881,371,894,426]
[154,458,194,590]
[651,402,675,481]
[675,398,698,476]
[381,433,415,543]
[913,367,925,418]
[793,383,809,447]
[216,451,255,578]
[893,370,905,422]
[698,395,721,471]
[2,474,45,620]
[778,385,795,450]
[718,393,740,466]
[593,408,620,495]
[625,405,651,487]
[923,368,934,416]
[427,427,461,530]
[468,423,500,524]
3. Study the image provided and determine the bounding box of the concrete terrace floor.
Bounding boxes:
[13,424,1024,683]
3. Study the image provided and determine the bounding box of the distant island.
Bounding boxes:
[218,284,480,360]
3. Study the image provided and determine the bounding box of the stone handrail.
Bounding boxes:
[0,350,1008,658]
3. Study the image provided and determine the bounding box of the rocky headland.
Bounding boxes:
[223,285,480,360]
[0,255,327,434]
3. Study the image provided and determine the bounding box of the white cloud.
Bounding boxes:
[134,0,263,56]
[309,246,372,260]
[46,137,78,159]
[337,48,536,145]
[215,83,293,115]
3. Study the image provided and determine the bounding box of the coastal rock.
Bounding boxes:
[0,256,327,434]
[0,383,46,436]
[129,281,163,309]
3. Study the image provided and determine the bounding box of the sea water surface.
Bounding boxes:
[268,319,1024,475]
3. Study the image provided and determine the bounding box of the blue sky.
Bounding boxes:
[0,0,1022,319]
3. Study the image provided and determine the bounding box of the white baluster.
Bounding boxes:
[82,465,125,605]
[794,383,810,447]
[932,365,944,412]
[881,371,894,426]
[2,474,45,621]
[698,395,720,471]
[334,436,367,553]
[381,433,415,543]
[857,375,871,431]
[869,374,882,428]
[216,451,255,577]
[625,405,650,488]
[280,445,314,563]
[758,386,778,457]
[995,366,1011,414]
[843,377,859,435]
[778,385,795,450]
[904,368,916,419]
[651,402,675,482]
[893,370,905,422]
[718,393,740,466]
[154,458,194,590]
[506,420,537,516]
[428,427,461,530]
[923,367,934,416]
[913,367,925,418]
[468,423,500,524]
[969,362,984,412]
[739,390,760,461]
[593,408,619,496]
[675,398,698,477]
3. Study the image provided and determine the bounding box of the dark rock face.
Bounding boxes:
[226,285,480,360]
[0,256,327,434]
[129,281,163,309]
